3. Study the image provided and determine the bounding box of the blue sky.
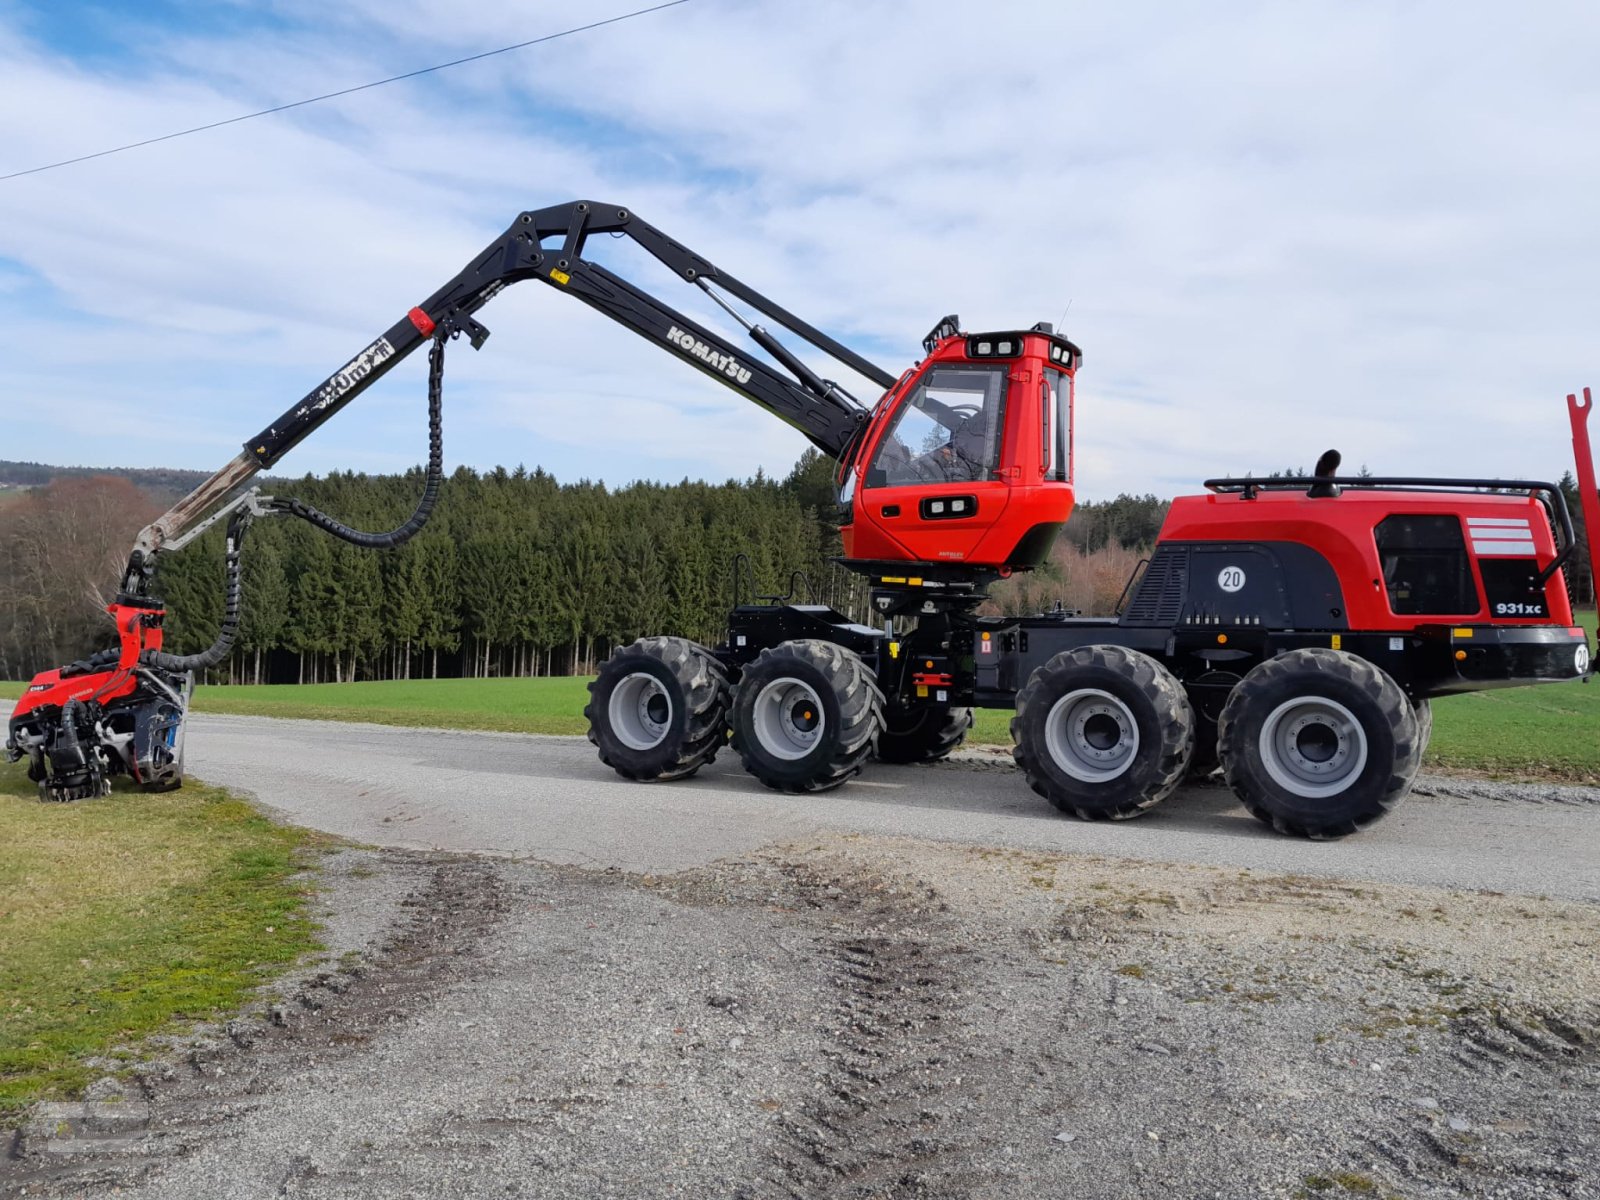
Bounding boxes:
[2,0,1599,500]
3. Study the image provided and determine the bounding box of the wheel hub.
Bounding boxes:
[752,677,827,761]
[609,671,675,751]
[1258,696,1369,798]
[1082,712,1122,752]
[1043,688,1141,782]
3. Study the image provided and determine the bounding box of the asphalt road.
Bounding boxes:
[187,714,1600,901]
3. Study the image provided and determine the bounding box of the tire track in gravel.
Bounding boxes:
[3,856,508,1198]
[755,859,983,1200]
[1351,999,1600,1196]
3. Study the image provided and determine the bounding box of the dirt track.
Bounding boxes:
[7,831,1598,1200]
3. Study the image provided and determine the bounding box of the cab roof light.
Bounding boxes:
[967,336,1017,358]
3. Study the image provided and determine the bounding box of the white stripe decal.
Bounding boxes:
[1472,540,1537,555]
[1466,518,1531,528]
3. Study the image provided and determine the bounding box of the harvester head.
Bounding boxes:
[4,599,191,801]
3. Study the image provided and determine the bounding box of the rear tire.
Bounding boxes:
[586,637,730,781]
[1414,698,1433,758]
[875,705,973,764]
[731,640,883,793]
[1216,648,1422,839]
[1012,645,1193,820]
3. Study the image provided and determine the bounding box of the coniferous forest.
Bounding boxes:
[0,447,1186,684]
[150,453,860,685]
[0,451,850,683]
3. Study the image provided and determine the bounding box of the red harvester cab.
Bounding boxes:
[837,317,1081,571]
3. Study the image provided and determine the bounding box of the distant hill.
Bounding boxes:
[0,460,212,504]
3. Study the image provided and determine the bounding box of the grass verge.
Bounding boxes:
[0,760,320,1125]
[189,676,595,737]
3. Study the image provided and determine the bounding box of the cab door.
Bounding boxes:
[849,362,1012,564]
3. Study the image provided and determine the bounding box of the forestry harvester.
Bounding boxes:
[7,201,1597,838]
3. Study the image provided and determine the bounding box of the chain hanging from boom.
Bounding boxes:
[267,332,448,548]
[140,332,451,672]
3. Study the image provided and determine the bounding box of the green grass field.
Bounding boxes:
[0,677,595,735]
[4,649,1597,780]
[199,676,597,736]
[0,760,319,1123]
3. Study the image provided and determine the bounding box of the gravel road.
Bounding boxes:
[5,716,1598,1200]
[194,714,1600,900]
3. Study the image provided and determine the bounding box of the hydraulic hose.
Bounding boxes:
[54,698,89,770]
[268,334,446,548]
[140,509,249,674]
[141,336,447,674]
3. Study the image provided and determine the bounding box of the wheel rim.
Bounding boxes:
[609,671,674,751]
[752,676,826,761]
[1257,696,1369,798]
[1043,688,1140,782]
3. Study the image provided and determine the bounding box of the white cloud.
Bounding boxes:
[0,0,1597,502]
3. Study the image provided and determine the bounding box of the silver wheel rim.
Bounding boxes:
[1258,696,1368,798]
[1043,688,1140,782]
[609,671,674,751]
[752,676,826,761]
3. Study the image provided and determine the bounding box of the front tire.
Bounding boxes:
[1216,648,1422,839]
[586,637,730,781]
[1012,645,1194,820]
[731,640,883,793]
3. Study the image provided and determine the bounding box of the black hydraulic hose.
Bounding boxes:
[140,336,448,675]
[55,698,88,768]
[140,509,249,674]
[269,334,446,548]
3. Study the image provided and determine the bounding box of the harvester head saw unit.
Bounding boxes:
[6,598,192,801]
[5,502,260,801]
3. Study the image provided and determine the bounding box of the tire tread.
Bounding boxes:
[1216,648,1421,838]
[1011,644,1193,820]
[586,636,731,781]
[732,639,884,793]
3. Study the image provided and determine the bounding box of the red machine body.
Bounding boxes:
[838,323,1079,570]
[7,600,188,800]
[11,602,165,722]
[1158,488,1577,631]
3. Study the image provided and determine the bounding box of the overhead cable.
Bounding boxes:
[1,0,692,182]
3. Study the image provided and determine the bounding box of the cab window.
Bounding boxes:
[1044,368,1070,482]
[866,365,1007,487]
[1375,514,1479,615]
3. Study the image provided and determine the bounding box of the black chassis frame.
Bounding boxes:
[718,601,1586,726]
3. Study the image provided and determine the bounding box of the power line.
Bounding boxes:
[1,0,693,183]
